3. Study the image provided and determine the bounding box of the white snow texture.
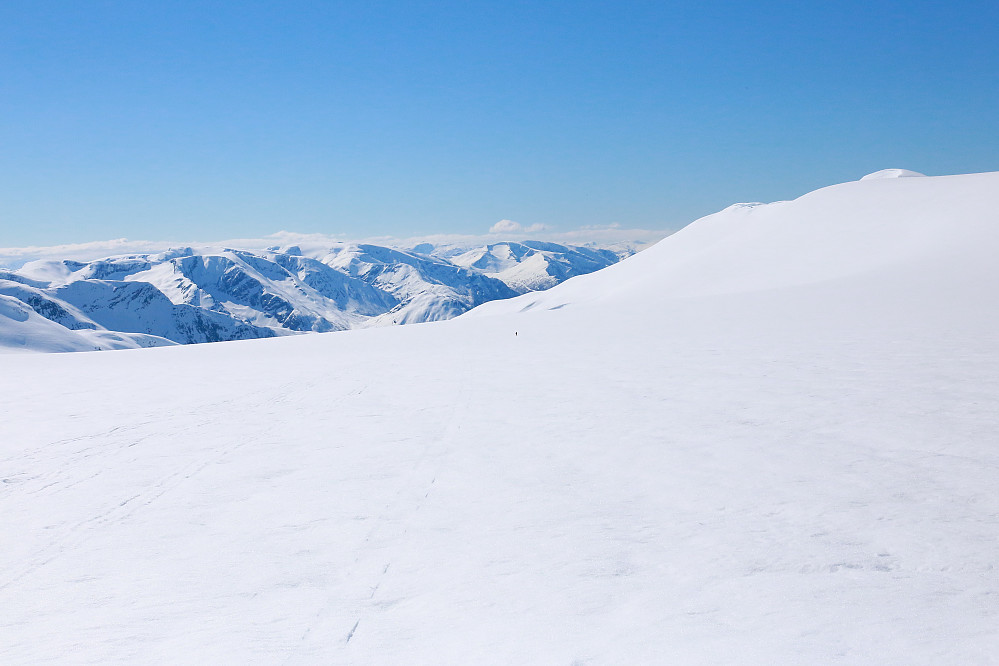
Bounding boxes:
[1,170,998,663]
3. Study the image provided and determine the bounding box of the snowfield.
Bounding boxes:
[2,170,998,663]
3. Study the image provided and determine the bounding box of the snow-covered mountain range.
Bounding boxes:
[3,169,999,662]
[0,240,632,352]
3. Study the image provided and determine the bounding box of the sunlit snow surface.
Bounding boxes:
[2,172,998,663]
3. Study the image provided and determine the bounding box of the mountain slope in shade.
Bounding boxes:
[0,279,102,331]
[1,171,998,661]
[54,279,276,344]
[0,293,174,352]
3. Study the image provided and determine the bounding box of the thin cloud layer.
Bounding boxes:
[0,225,673,269]
[488,219,549,234]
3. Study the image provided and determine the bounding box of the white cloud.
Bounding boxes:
[579,222,621,230]
[489,219,520,234]
[0,232,348,269]
[0,238,175,269]
[488,219,549,234]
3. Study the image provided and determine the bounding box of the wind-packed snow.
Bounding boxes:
[1,171,998,663]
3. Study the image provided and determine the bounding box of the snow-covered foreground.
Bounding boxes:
[2,171,998,663]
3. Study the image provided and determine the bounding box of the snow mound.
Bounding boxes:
[860,168,926,180]
[469,170,999,316]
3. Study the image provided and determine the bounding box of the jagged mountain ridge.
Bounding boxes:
[441,241,622,292]
[0,240,633,351]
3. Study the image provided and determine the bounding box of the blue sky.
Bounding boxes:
[1,1,997,247]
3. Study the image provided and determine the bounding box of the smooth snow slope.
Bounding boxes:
[2,171,998,663]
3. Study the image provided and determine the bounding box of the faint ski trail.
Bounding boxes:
[288,356,474,661]
[0,382,316,594]
[0,424,250,593]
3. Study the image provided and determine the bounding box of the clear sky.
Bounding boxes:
[1,1,997,246]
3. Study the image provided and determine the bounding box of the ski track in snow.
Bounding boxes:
[0,391,275,594]
[290,361,470,660]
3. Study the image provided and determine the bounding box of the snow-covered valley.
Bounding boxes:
[2,170,998,663]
